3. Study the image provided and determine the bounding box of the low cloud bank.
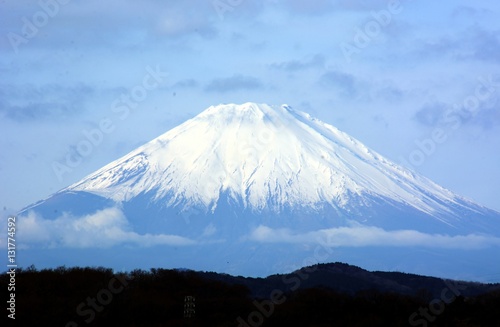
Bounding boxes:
[10,207,196,248]
[249,224,500,249]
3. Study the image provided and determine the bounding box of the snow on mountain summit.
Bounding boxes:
[15,102,500,279]
[66,102,475,219]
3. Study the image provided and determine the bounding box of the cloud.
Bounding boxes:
[1,0,219,52]
[414,27,500,63]
[333,0,397,11]
[464,28,500,62]
[0,83,94,122]
[278,0,336,15]
[451,5,478,18]
[205,75,264,93]
[270,54,325,72]
[414,92,500,129]
[14,207,196,248]
[171,78,199,88]
[278,0,391,15]
[153,1,217,38]
[319,71,358,97]
[248,225,500,249]
[413,102,448,127]
[476,105,500,128]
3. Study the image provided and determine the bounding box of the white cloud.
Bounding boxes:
[14,207,196,248]
[248,224,500,249]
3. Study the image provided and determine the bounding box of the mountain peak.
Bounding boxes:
[209,102,280,112]
[65,103,481,224]
[17,102,500,279]
[197,102,288,124]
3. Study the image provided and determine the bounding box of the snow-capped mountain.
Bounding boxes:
[13,103,500,280]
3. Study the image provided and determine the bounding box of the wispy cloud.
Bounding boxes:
[1,0,219,51]
[171,78,199,89]
[278,0,336,15]
[248,225,500,249]
[414,27,500,63]
[319,71,358,97]
[0,83,94,122]
[270,54,325,72]
[413,102,449,127]
[205,75,264,93]
[13,207,196,248]
[278,0,392,15]
[414,95,500,129]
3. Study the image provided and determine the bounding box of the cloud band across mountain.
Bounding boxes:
[11,207,196,249]
[248,224,500,250]
[10,208,500,251]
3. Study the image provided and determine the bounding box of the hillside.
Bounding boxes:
[2,262,499,326]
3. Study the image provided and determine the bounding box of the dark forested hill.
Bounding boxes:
[2,262,499,326]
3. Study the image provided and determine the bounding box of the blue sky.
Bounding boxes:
[1,0,499,213]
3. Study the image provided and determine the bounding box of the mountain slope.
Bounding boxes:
[62,103,497,230]
[12,102,500,280]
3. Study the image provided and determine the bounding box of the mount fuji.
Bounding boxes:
[11,103,500,280]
